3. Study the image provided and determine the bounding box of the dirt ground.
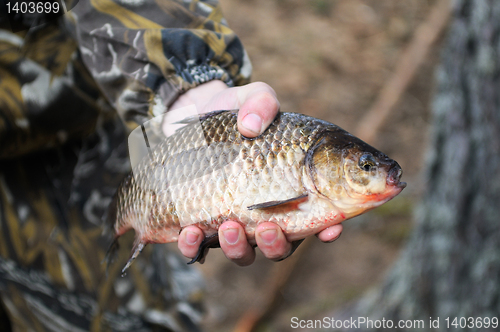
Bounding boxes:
[196,1,443,331]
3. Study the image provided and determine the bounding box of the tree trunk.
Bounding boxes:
[333,0,500,330]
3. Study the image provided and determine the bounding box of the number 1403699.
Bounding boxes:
[6,1,60,14]
[445,317,498,329]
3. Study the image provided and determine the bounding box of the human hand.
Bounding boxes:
[171,80,343,266]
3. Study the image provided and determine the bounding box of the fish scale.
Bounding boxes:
[109,110,405,272]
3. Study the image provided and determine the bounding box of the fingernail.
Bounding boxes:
[326,232,342,243]
[223,228,239,245]
[242,113,263,135]
[259,229,277,245]
[186,231,200,245]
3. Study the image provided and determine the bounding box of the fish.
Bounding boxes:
[107,110,406,274]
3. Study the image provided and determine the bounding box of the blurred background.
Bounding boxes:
[3,0,497,331]
[193,0,444,330]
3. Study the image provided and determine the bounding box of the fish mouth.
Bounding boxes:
[396,181,407,189]
[387,165,406,189]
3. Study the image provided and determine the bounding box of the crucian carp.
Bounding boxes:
[108,110,406,274]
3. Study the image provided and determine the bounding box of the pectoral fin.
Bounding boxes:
[247,194,308,210]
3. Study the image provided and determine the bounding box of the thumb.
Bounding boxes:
[236,82,280,138]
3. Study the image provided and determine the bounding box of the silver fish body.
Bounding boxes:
[110,110,405,268]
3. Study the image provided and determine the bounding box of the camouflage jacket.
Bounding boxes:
[0,0,250,331]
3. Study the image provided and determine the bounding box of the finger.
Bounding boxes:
[237,82,280,137]
[255,222,292,261]
[316,224,343,243]
[170,80,228,111]
[219,221,256,266]
[178,226,204,259]
[189,82,279,136]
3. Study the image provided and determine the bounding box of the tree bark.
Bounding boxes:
[333,0,500,330]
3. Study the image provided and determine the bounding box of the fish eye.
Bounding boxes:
[358,154,376,172]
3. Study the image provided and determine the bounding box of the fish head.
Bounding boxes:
[309,130,406,217]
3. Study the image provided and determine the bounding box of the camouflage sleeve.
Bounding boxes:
[67,0,252,129]
[0,22,104,158]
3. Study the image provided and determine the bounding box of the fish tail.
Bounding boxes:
[103,179,135,276]
[103,236,120,277]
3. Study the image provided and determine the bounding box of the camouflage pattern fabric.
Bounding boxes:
[0,0,251,331]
